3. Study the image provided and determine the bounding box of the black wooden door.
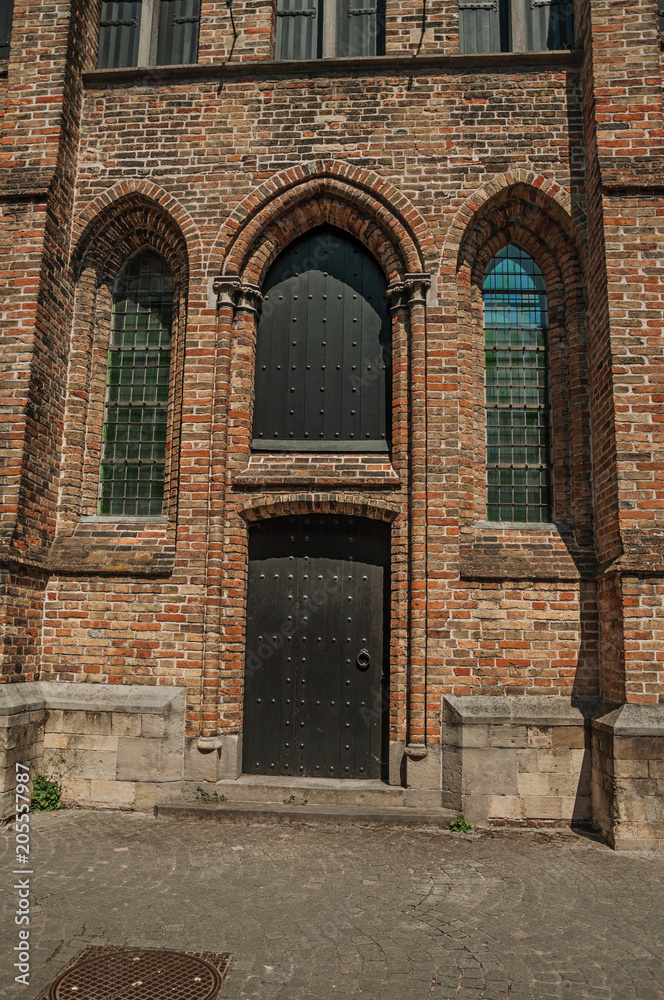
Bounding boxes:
[244,516,388,778]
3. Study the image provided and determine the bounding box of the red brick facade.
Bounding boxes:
[1,1,664,790]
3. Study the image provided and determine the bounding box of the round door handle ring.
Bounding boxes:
[356,648,371,670]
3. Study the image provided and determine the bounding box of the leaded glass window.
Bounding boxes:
[98,252,173,516]
[483,245,553,523]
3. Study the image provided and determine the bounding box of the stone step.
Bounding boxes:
[212,775,443,809]
[155,800,458,830]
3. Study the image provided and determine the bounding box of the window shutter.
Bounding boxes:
[157,0,201,66]
[337,0,385,57]
[97,0,142,69]
[0,0,14,60]
[458,0,506,54]
[515,0,574,51]
[659,0,664,32]
[275,0,321,61]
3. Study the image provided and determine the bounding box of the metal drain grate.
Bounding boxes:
[39,946,232,1000]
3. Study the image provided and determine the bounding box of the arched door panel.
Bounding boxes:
[252,227,390,451]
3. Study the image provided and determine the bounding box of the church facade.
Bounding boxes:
[1,0,664,849]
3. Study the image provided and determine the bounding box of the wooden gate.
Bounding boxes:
[243,515,389,779]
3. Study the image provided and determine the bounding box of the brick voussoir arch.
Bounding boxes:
[211,160,436,284]
[441,172,586,280]
[70,181,203,280]
[236,494,402,524]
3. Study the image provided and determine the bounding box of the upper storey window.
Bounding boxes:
[0,0,14,60]
[275,0,385,60]
[97,0,201,69]
[459,0,573,53]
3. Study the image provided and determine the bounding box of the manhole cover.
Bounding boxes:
[41,947,232,1000]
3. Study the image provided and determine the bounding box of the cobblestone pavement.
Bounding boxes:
[1,811,664,1000]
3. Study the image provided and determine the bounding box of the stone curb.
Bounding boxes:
[154,800,458,829]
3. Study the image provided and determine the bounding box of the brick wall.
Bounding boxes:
[1,1,663,758]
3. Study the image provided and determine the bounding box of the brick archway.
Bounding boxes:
[71,183,203,282]
[236,494,402,524]
[210,160,435,287]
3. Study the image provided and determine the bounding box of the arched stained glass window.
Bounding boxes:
[483,244,552,523]
[98,252,173,516]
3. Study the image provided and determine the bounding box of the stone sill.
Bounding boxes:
[234,453,401,489]
[459,522,595,581]
[82,49,581,87]
[79,515,168,524]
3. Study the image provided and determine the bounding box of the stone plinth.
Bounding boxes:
[442,695,596,826]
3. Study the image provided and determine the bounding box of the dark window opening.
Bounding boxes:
[0,0,15,60]
[459,0,574,54]
[252,226,391,451]
[97,0,200,69]
[275,0,386,60]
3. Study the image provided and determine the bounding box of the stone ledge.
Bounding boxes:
[444,695,598,728]
[83,49,582,87]
[0,682,185,717]
[592,702,664,738]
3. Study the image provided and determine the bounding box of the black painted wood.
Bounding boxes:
[97,0,142,69]
[244,515,388,779]
[253,226,390,450]
[157,0,201,66]
[0,0,14,60]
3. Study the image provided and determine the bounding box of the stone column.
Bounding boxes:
[402,275,438,789]
[196,277,241,754]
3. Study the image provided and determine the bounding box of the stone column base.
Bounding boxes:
[592,703,664,852]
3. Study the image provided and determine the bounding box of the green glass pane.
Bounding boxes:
[98,251,174,517]
[483,244,552,522]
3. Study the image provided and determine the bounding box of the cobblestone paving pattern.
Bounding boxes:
[1,812,663,1000]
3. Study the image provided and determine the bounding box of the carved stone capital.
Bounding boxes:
[403,273,432,306]
[236,283,264,315]
[387,273,432,312]
[213,275,242,309]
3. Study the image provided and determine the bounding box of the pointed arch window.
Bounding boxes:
[253,226,391,451]
[483,245,553,523]
[98,252,173,516]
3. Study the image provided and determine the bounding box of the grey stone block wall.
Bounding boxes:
[592,703,664,852]
[0,683,191,817]
[442,696,596,826]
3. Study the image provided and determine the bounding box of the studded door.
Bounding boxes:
[244,515,388,778]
